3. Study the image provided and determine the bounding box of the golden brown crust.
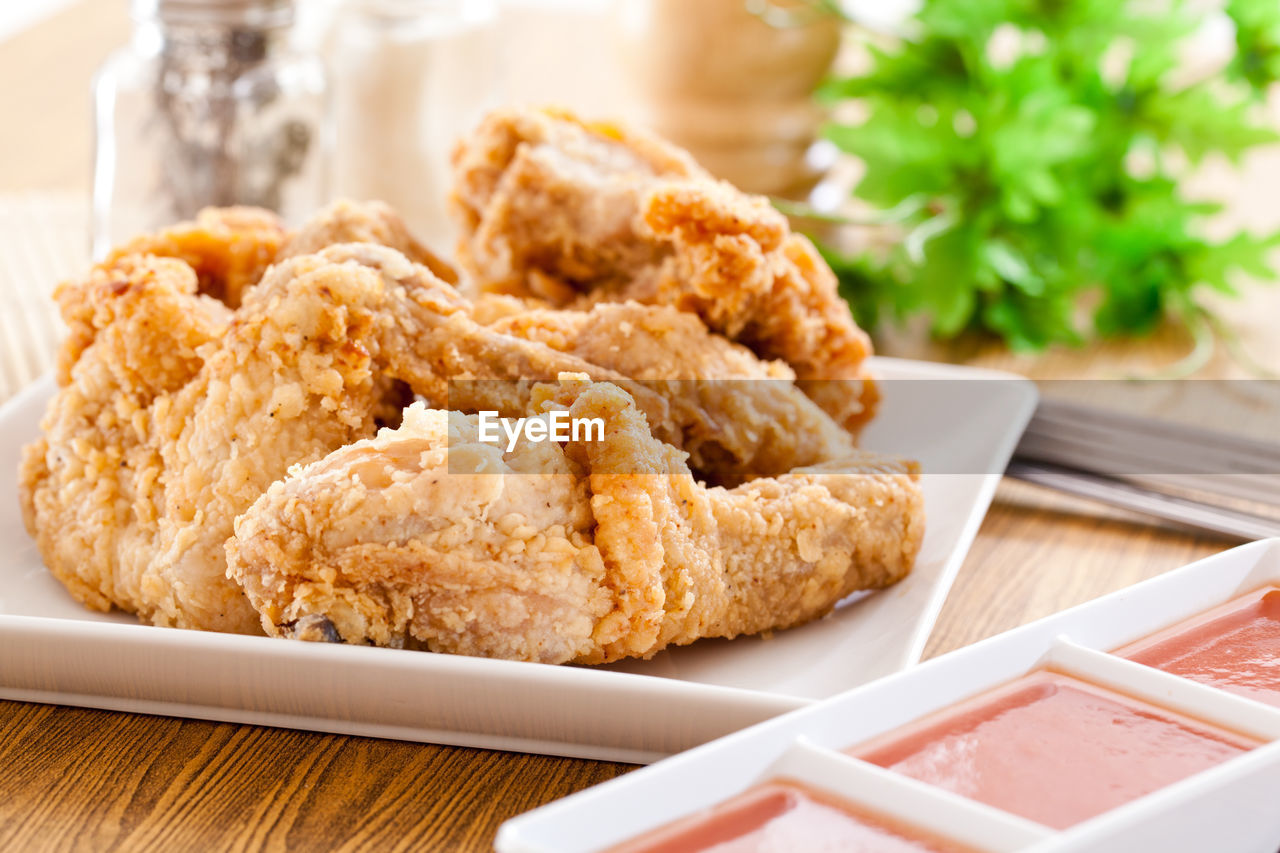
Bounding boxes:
[280,198,461,288]
[227,380,923,664]
[450,106,878,432]
[27,226,815,631]
[488,301,858,485]
[102,206,287,309]
[25,191,919,658]
[23,205,477,633]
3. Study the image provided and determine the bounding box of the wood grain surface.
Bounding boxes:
[0,1,1269,851]
[0,700,630,851]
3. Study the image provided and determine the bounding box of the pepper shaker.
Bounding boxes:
[92,0,330,257]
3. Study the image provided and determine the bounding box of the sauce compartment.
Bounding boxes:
[1118,586,1280,708]
[605,740,1047,853]
[606,779,973,853]
[847,669,1262,830]
[498,540,1280,853]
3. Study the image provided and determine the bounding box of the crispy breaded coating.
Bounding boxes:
[488,301,857,484]
[102,206,287,309]
[99,199,459,312]
[22,246,461,631]
[24,230,736,631]
[280,198,461,288]
[227,381,923,664]
[450,107,878,432]
[19,256,228,617]
[328,249,857,485]
[23,193,919,653]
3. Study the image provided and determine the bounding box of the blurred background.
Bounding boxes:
[2,0,1280,401]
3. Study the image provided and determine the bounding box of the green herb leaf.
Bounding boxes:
[809,0,1280,349]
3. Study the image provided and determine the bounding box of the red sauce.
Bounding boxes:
[1120,587,1280,708]
[607,780,972,853]
[847,671,1259,830]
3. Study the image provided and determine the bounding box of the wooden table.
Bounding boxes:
[0,1,1270,849]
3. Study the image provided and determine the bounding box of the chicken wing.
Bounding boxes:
[487,301,857,483]
[227,380,923,663]
[450,107,879,433]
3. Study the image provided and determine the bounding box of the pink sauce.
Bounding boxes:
[847,671,1259,829]
[1121,587,1280,708]
[607,780,972,853]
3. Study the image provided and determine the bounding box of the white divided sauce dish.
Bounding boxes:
[497,538,1280,853]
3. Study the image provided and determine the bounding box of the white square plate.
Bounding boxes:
[0,358,1035,762]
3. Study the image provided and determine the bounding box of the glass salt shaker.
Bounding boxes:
[92,0,330,258]
[328,0,501,245]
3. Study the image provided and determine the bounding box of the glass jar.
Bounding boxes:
[92,0,330,257]
[328,0,501,245]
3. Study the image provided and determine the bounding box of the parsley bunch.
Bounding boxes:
[813,0,1280,353]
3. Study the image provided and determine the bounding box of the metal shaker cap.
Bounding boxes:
[131,0,294,27]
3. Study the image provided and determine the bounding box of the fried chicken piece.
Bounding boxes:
[23,248,447,631]
[488,301,857,483]
[102,206,287,309]
[280,198,461,289]
[308,244,671,425]
[19,256,228,617]
[227,380,923,664]
[98,199,458,313]
[140,252,450,630]
[56,201,451,492]
[25,208,300,621]
[450,107,878,432]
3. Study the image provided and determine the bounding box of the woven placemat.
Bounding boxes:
[0,192,87,403]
